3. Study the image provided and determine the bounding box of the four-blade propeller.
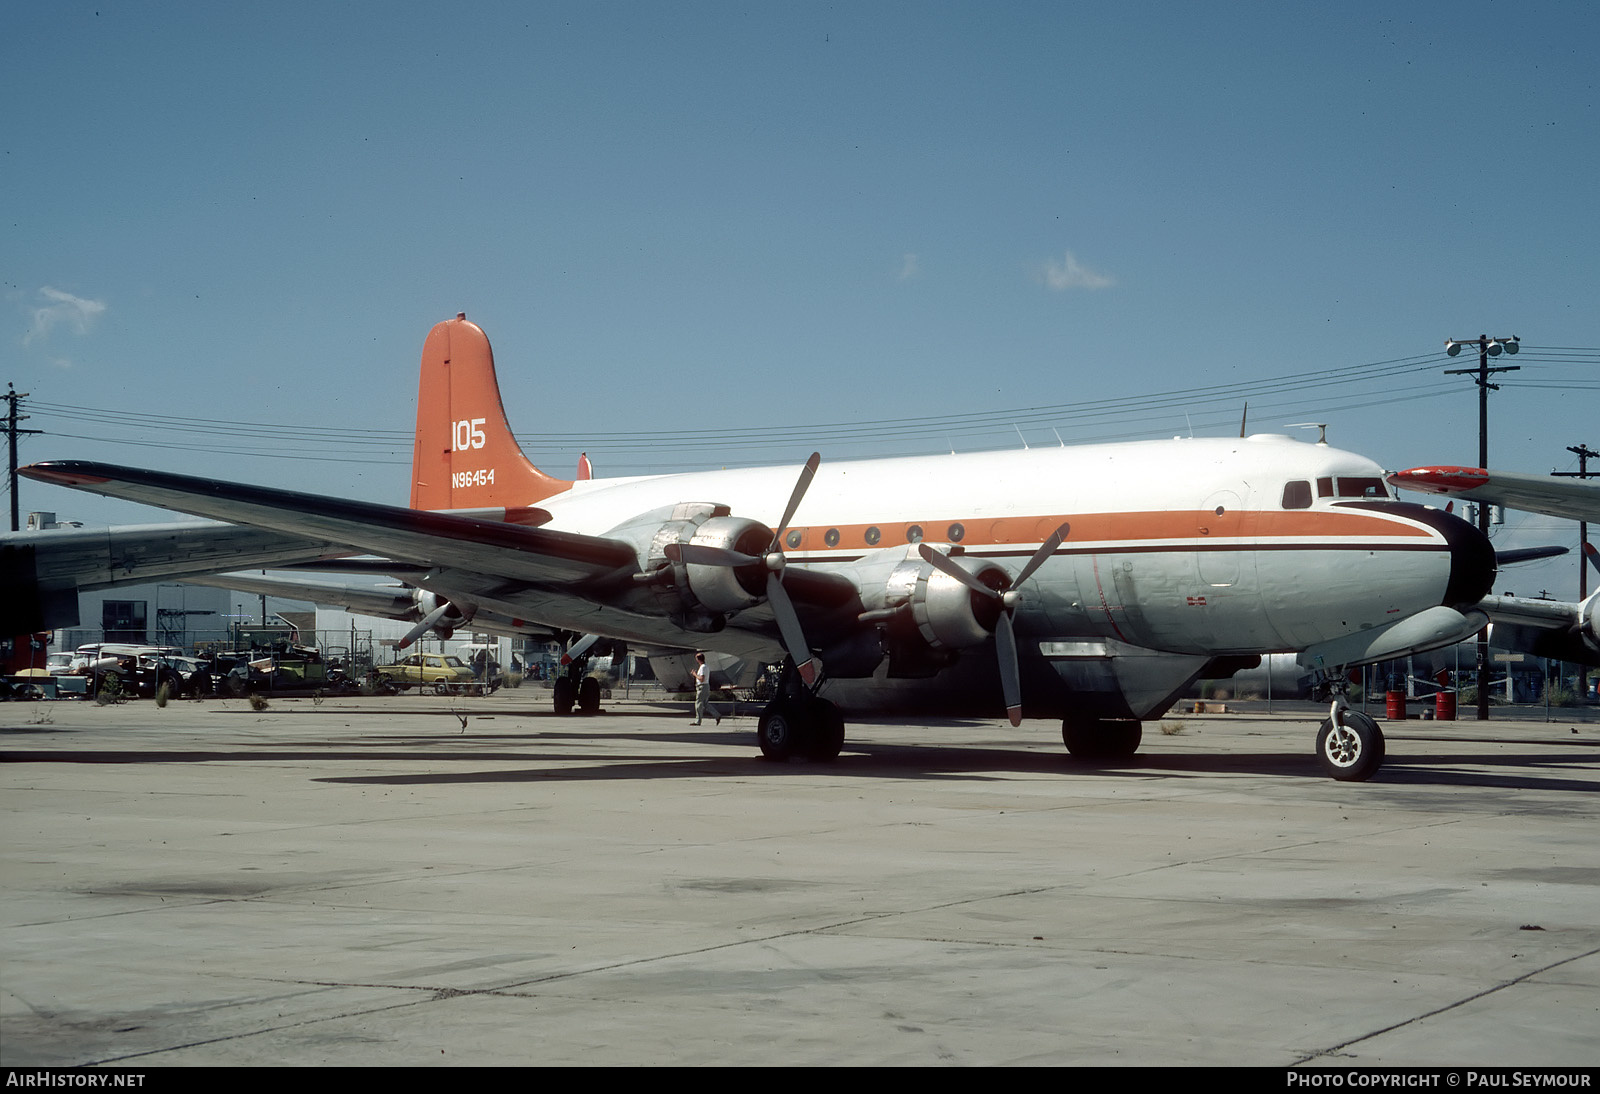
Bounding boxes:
[664,452,821,684]
[917,522,1069,726]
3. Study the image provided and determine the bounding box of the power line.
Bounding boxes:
[20,345,1596,471]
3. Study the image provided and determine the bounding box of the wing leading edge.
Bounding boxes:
[1389,466,1600,524]
[21,461,639,586]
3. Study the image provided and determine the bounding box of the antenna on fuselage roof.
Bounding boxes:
[1239,402,1248,438]
[1014,425,1029,449]
[1287,422,1330,445]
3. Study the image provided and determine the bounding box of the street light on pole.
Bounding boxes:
[1444,334,1520,721]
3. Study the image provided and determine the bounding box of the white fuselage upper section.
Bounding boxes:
[515,435,1463,658]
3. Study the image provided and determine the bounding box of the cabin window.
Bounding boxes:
[785,530,802,549]
[864,526,881,546]
[1282,481,1312,509]
[947,522,965,542]
[906,525,923,543]
[824,528,840,547]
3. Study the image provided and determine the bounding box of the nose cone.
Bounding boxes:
[1430,507,1497,607]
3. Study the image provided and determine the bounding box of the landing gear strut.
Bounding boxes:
[756,660,843,761]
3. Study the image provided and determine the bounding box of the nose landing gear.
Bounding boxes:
[1316,684,1385,781]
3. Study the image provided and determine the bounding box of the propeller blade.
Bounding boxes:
[769,452,821,552]
[767,572,816,685]
[916,542,1002,600]
[1011,522,1070,588]
[665,542,763,568]
[397,602,452,650]
[1495,545,1570,567]
[1585,541,1599,576]
[995,612,1022,726]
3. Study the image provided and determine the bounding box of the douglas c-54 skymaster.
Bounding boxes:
[25,314,1504,781]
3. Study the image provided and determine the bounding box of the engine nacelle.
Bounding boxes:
[605,503,780,631]
[412,589,468,637]
[882,553,1007,652]
[677,516,774,613]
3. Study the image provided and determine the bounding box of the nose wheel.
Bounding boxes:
[1316,704,1385,781]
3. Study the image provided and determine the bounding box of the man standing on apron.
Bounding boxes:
[692,652,720,725]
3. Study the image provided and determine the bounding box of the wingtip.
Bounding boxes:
[1387,466,1490,495]
[19,461,111,487]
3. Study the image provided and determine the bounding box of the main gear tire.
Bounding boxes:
[1061,717,1142,759]
[552,676,576,715]
[757,702,810,761]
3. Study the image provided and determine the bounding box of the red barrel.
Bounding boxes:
[1385,690,1407,720]
[1435,690,1456,721]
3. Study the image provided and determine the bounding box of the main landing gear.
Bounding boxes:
[756,661,844,762]
[1060,717,1143,760]
[553,673,601,716]
[552,636,605,716]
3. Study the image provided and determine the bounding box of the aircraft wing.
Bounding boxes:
[179,571,571,644]
[180,572,421,621]
[22,461,639,585]
[1478,592,1600,669]
[1389,467,1600,523]
[0,519,349,633]
[19,460,843,660]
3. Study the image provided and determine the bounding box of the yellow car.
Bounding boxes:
[377,653,477,694]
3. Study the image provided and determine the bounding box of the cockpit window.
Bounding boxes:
[1282,481,1312,509]
[1317,477,1334,498]
[1337,477,1388,499]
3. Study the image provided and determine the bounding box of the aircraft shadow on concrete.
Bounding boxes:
[3,712,1594,793]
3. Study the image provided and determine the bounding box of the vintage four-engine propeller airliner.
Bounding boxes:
[23,314,1503,780]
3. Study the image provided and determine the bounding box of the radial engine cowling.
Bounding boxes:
[675,515,776,614]
[412,589,466,641]
[882,553,1008,651]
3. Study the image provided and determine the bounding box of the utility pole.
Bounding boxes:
[1444,335,1521,721]
[3,384,44,532]
[1553,444,1596,600]
[1555,444,1597,705]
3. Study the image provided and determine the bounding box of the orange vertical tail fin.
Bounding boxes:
[409,314,571,510]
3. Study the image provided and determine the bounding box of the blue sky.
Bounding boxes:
[6,1,1597,598]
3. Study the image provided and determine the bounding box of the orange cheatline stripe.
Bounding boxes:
[770,509,1432,553]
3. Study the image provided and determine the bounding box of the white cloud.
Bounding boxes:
[24,286,106,345]
[898,252,920,280]
[1043,251,1115,291]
